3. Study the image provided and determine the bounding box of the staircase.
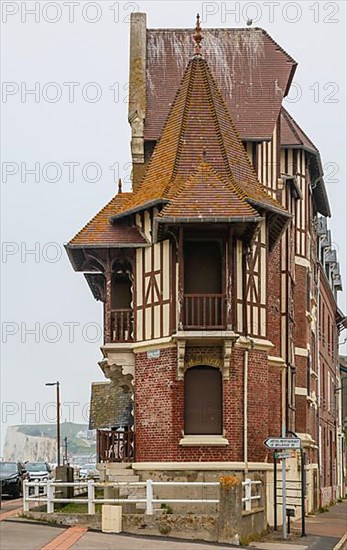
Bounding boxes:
[97,463,146,512]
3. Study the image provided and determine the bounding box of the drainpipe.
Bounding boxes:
[317,267,322,507]
[243,338,254,475]
[244,346,249,474]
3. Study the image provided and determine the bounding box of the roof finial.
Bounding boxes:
[193,13,203,56]
[118,178,122,194]
[202,147,207,161]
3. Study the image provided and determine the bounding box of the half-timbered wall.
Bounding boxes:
[244,221,267,338]
[135,209,172,341]
[244,121,279,200]
[280,148,308,258]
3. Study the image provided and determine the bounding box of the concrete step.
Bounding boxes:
[121,489,145,498]
[98,463,132,471]
[125,487,146,498]
[106,468,135,477]
[107,475,140,483]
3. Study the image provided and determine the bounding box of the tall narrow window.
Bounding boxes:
[184,366,222,435]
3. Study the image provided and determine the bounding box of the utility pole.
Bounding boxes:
[45,381,61,466]
[64,437,68,465]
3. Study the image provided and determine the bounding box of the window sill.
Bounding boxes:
[179,435,229,447]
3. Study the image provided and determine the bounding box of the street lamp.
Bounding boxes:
[45,381,61,466]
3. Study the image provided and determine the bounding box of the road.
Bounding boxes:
[0,497,345,550]
[0,521,239,550]
[0,495,239,549]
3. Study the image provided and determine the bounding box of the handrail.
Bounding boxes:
[183,293,226,329]
[23,478,262,515]
[110,309,133,342]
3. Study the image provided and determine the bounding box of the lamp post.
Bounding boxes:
[45,381,61,466]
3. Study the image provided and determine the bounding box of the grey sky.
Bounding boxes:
[1,0,346,451]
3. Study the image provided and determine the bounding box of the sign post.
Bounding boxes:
[282,450,287,540]
[264,435,302,540]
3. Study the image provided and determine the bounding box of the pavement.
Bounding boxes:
[0,496,346,550]
[250,500,347,550]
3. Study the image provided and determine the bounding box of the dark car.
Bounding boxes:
[0,461,29,498]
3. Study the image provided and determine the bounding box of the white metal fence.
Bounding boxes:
[242,479,262,511]
[23,478,262,516]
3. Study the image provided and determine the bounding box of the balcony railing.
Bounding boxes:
[110,309,133,342]
[183,294,226,329]
[97,429,135,463]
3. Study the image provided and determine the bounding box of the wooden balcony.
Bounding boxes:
[183,294,226,329]
[110,309,133,342]
[97,429,135,463]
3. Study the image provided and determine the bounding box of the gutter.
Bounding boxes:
[156,215,264,224]
[110,199,169,222]
[247,199,292,219]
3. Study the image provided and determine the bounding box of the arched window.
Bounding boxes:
[184,366,222,435]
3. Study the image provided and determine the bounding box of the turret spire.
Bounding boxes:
[193,13,203,56]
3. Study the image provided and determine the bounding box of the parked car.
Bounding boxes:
[79,463,100,480]
[25,462,52,481]
[0,461,29,498]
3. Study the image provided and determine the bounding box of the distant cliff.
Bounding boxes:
[3,423,96,462]
[3,426,57,462]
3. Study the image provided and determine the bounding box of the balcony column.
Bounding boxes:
[178,227,184,330]
[104,267,112,343]
[226,228,233,330]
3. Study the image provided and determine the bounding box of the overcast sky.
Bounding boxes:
[1,0,346,452]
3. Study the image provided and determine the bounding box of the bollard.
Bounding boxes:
[146,479,153,515]
[88,479,96,515]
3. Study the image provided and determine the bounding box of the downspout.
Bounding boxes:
[244,346,249,474]
[242,246,249,474]
[317,265,322,507]
[243,337,254,475]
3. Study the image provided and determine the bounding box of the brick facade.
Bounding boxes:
[134,346,275,463]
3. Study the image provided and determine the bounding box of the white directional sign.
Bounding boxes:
[264,437,301,450]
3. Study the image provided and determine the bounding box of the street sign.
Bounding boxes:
[275,450,295,460]
[264,437,301,450]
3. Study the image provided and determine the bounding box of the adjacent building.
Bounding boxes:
[66,14,346,513]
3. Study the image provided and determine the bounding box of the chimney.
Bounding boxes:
[128,12,147,191]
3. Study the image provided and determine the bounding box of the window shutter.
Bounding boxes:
[184,366,222,435]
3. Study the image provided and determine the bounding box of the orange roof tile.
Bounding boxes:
[159,162,259,221]
[113,54,288,222]
[67,192,147,247]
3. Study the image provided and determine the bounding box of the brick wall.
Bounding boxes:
[318,267,338,493]
[135,345,274,462]
[267,242,281,357]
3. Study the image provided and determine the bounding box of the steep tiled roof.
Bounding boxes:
[89,381,133,430]
[67,192,147,247]
[145,28,297,141]
[280,107,330,217]
[159,162,259,221]
[113,55,289,222]
[281,107,317,153]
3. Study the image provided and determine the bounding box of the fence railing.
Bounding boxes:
[242,479,262,511]
[183,294,226,329]
[23,478,262,516]
[97,429,134,463]
[110,309,133,342]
